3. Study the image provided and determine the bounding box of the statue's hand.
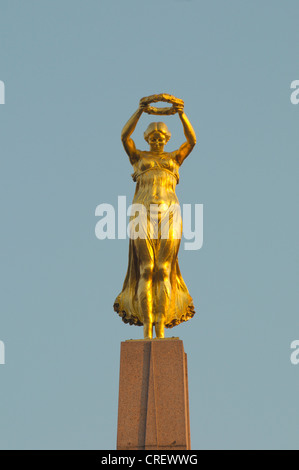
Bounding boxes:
[139,101,148,112]
[175,103,184,115]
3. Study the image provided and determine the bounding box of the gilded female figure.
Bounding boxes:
[114,95,197,339]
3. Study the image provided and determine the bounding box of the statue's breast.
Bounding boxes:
[138,152,177,171]
[131,151,180,185]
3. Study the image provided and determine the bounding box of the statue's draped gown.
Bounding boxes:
[113,149,195,328]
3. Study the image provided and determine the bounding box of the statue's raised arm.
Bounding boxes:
[174,103,197,166]
[121,102,147,165]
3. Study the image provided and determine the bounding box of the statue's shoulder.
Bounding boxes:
[166,149,180,162]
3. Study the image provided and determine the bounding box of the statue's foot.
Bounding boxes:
[155,320,165,339]
[143,323,153,339]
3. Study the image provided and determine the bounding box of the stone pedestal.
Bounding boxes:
[116,338,191,450]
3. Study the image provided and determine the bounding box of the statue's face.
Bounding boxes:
[148,132,167,152]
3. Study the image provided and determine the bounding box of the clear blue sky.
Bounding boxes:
[0,0,298,450]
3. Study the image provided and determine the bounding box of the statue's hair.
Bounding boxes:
[144,122,171,143]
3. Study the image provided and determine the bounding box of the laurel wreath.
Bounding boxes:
[140,94,184,116]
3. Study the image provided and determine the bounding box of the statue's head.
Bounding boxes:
[144,122,171,152]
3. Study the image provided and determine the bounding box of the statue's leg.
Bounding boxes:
[156,233,181,338]
[143,320,153,339]
[135,239,154,339]
[155,317,165,338]
[155,255,171,339]
[138,262,154,339]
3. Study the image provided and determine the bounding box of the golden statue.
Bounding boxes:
[113,94,197,339]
